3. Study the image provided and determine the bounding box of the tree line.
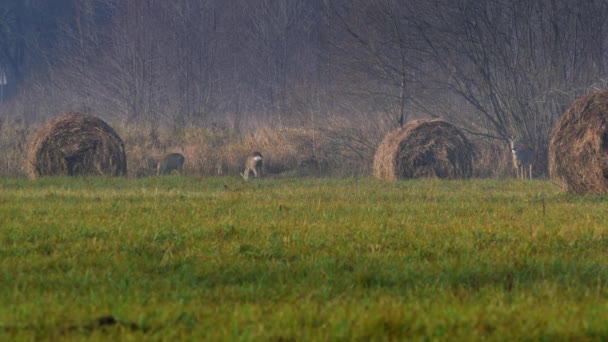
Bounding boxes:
[1,0,608,174]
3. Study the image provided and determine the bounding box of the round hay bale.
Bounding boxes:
[549,90,608,194]
[27,113,127,178]
[373,119,475,180]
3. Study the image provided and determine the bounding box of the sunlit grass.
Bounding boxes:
[1,177,607,340]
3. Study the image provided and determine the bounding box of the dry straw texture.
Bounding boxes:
[373,119,475,180]
[549,90,608,194]
[27,113,127,178]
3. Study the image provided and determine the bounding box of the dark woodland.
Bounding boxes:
[1,0,608,177]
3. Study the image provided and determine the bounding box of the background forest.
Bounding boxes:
[1,0,608,177]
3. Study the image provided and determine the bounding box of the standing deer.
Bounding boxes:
[157,153,185,175]
[241,151,263,179]
[509,138,534,179]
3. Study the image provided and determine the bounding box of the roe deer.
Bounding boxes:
[509,138,534,179]
[241,151,263,179]
[157,153,185,175]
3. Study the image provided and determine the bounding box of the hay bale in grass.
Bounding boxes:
[373,119,475,180]
[27,113,127,178]
[549,90,608,194]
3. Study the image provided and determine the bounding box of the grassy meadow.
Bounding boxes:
[1,176,608,340]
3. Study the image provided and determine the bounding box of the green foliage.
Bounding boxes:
[0,177,607,340]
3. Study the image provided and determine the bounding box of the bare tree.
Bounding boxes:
[324,0,427,128]
[55,0,222,128]
[328,0,608,175]
[242,0,320,126]
[417,0,608,173]
[166,0,219,123]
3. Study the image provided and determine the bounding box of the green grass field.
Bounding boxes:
[1,177,607,340]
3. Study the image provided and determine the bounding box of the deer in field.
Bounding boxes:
[156,153,185,175]
[241,151,263,179]
[509,138,534,179]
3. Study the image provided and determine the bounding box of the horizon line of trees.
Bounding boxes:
[2,0,608,175]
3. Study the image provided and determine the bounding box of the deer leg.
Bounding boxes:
[519,166,522,180]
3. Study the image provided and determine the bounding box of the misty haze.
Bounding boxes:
[1,1,606,177]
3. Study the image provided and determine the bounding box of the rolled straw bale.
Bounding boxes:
[27,113,127,178]
[373,119,475,180]
[549,90,608,194]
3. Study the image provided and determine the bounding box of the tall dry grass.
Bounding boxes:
[121,124,330,178]
[0,116,519,178]
[473,139,517,179]
[0,119,35,177]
